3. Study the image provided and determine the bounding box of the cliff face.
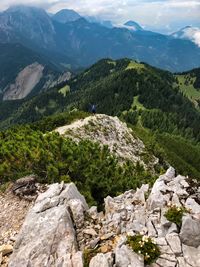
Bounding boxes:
[4,167,200,267]
[3,63,44,100]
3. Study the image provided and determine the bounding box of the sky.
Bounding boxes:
[0,0,200,33]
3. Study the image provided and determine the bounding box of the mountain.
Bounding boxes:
[123,20,143,31]
[0,5,200,72]
[0,43,70,101]
[52,9,81,23]
[172,26,200,47]
[1,58,200,141]
[0,5,55,49]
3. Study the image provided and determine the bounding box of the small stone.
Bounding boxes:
[100,233,114,241]
[88,238,100,249]
[185,198,200,214]
[115,245,144,267]
[83,229,98,237]
[87,206,98,220]
[89,252,113,267]
[100,245,110,253]
[0,244,13,256]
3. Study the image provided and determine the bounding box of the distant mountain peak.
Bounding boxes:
[6,5,46,14]
[172,26,200,47]
[124,20,143,31]
[52,9,81,23]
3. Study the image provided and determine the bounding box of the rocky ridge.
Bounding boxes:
[55,114,158,169]
[6,167,200,267]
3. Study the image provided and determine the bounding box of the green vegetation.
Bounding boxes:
[126,61,145,71]
[1,59,200,144]
[30,110,89,132]
[176,74,200,108]
[59,85,70,97]
[165,204,188,227]
[83,248,99,267]
[0,117,155,207]
[132,125,200,180]
[132,96,146,110]
[1,58,200,200]
[127,234,160,265]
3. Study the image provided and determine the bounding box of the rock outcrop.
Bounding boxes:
[7,167,200,267]
[55,114,158,169]
[3,63,44,100]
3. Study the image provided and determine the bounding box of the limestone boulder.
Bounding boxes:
[180,215,200,247]
[115,245,144,267]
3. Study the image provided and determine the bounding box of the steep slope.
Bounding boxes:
[0,43,68,100]
[0,58,200,142]
[0,5,55,49]
[175,67,200,108]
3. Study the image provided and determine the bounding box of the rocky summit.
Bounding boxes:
[55,114,158,169]
[2,167,199,267]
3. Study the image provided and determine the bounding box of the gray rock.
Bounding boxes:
[87,206,98,220]
[72,251,84,267]
[68,199,86,228]
[89,253,113,267]
[165,167,176,180]
[88,238,100,249]
[9,182,88,267]
[177,257,191,267]
[146,220,157,237]
[115,245,144,267]
[83,228,98,237]
[132,184,149,204]
[185,198,200,214]
[166,233,182,255]
[171,193,182,207]
[60,183,89,209]
[156,257,177,267]
[180,215,200,247]
[36,183,63,203]
[182,244,200,267]
[12,175,37,197]
[147,191,167,210]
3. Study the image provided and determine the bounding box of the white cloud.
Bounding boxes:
[182,27,200,47]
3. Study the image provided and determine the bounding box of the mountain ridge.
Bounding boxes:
[0,5,200,72]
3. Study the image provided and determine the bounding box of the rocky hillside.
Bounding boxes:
[0,43,70,101]
[55,114,158,168]
[1,167,200,266]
